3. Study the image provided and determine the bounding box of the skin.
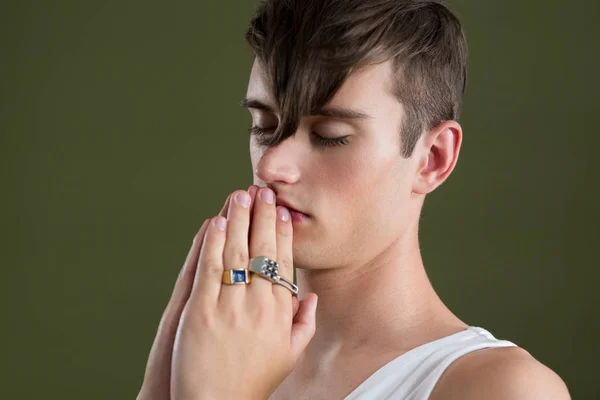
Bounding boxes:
[137,57,571,399]
[246,58,570,399]
[137,186,318,400]
[246,58,468,398]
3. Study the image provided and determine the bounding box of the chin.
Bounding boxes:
[291,245,335,271]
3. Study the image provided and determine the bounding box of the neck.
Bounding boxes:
[296,218,466,364]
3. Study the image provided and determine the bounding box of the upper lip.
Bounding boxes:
[276,198,307,215]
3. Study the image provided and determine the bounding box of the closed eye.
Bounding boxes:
[248,126,350,148]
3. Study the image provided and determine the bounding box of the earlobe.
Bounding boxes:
[411,122,462,195]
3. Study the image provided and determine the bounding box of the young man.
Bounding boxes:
[138,0,571,398]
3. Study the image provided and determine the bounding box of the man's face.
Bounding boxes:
[245,59,423,270]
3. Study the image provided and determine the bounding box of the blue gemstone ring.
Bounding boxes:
[222,269,251,285]
[249,256,299,296]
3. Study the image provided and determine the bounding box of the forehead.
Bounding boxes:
[246,58,397,114]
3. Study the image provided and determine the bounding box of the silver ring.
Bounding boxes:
[249,256,299,296]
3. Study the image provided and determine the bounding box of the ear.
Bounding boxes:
[411,120,463,195]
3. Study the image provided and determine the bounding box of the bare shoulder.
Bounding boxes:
[428,346,571,400]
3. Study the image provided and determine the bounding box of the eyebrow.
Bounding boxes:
[240,98,373,120]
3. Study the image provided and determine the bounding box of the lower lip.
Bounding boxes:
[290,210,308,223]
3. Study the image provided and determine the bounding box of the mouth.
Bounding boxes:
[275,198,309,222]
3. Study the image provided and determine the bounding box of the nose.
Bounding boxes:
[254,135,301,185]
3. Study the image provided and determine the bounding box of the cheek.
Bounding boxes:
[250,143,262,178]
[326,148,407,233]
[323,151,378,220]
[323,153,362,191]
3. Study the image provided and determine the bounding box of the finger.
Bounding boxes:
[139,219,209,398]
[248,187,278,293]
[178,219,211,299]
[219,193,233,218]
[157,218,211,332]
[292,295,300,318]
[248,185,259,201]
[221,190,251,302]
[290,293,318,360]
[191,216,228,305]
[167,219,209,328]
[274,206,294,303]
[247,185,259,233]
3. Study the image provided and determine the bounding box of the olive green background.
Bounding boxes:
[1,0,598,398]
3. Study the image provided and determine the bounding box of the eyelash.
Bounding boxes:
[248,126,349,148]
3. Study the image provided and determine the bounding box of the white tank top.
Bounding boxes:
[344,326,518,399]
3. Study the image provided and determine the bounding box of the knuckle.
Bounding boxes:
[264,208,277,221]
[254,243,276,259]
[277,256,293,273]
[203,259,223,277]
[277,222,292,239]
[225,308,243,329]
[277,307,293,326]
[256,201,276,219]
[182,303,215,330]
[195,309,216,329]
[226,247,249,269]
[251,301,273,324]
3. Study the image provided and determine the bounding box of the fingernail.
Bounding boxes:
[214,217,227,231]
[235,191,251,208]
[260,188,275,204]
[277,207,290,222]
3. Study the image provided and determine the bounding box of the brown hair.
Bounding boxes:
[245,0,468,158]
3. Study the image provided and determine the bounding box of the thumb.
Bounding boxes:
[292,295,300,318]
[289,293,318,359]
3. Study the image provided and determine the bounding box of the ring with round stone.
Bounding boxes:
[222,269,251,285]
[249,256,299,296]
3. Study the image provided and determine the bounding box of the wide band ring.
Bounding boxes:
[249,256,299,296]
[222,269,251,285]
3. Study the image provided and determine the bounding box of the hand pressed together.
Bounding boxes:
[138,185,318,400]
